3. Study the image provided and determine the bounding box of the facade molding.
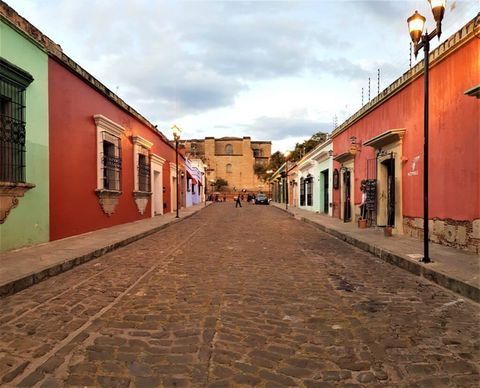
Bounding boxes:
[132,135,153,150]
[94,114,125,138]
[151,153,166,165]
[363,129,406,149]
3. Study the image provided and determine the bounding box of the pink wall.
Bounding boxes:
[332,37,479,221]
[49,59,176,241]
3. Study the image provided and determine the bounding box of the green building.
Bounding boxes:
[0,17,49,251]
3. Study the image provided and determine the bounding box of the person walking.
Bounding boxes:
[235,195,242,208]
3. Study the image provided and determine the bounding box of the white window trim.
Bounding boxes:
[132,136,153,192]
[94,114,125,191]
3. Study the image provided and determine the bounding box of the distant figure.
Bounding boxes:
[235,195,242,208]
[223,195,226,202]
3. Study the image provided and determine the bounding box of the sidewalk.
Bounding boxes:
[271,203,480,303]
[0,203,210,297]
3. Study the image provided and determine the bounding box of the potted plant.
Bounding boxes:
[358,218,367,229]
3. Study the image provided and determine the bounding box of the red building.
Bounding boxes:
[331,16,479,253]
[48,48,177,241]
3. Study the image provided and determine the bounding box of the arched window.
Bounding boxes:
[226,163,232,173]
[225,144,233,154]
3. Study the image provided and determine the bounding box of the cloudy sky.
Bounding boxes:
[8,0,478,152]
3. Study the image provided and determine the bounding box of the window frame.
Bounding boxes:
[132,135,153,193]
[0,58,34,184]
[94,114,125,192]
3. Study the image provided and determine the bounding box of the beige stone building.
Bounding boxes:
[183,137,271,194]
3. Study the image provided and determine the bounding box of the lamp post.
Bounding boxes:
[266,169,273,200]
[172,124,182,218]
[284,151,291,210]
[407,0,445,264]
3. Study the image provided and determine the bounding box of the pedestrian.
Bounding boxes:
[235,195,242,208]
[360,181,367,219]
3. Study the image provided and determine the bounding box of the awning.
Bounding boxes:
[186,170,193,179]
[192,178,198,185]
[363,129,406,149]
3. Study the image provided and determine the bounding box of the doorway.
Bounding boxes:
[153,171,162,215]
[321,169,329,214]
[343,169,351,222]
[382,157,395,227]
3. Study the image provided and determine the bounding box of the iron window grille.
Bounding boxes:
[300,178,305,206]
[0,59,33,183]
[138,153,151,192]
[101,131,122,191]
[306,179,313,206]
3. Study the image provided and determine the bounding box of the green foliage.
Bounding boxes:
[213,178,228,191]
[290,131,328,162]
[254,163,267,176]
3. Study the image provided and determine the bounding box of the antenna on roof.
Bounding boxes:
[377,69,380,95]
[368,77,371,102]
[361,87,364,106]
[333,114,338,129]
[409,42,412,69]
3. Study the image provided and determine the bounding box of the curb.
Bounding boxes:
[278,206,479,303]
[0,210,202,298]
[299,216,479,303]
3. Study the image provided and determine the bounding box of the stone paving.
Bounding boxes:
[0,203,478,387]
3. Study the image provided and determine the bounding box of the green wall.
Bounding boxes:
[0,19,49,251]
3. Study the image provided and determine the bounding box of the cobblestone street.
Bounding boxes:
[0,203,479,387]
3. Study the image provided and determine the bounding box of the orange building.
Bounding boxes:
[331,16,479,253]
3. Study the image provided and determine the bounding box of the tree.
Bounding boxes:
[267,151,285,172]
[213,178,228,191]
[291,131,328,162]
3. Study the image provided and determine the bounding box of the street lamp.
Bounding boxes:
[172,124,182,218]
[284,151,291,210]
[407,0,446,263]
[266,169,273,200]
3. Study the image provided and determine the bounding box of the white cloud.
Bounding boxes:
[7,0,479,153]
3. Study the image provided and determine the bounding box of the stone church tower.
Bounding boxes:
[183,137,271,193]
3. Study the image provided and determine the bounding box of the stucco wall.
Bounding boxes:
[0,20,49,251]
[332,37,479,223]
[48,59,175,241]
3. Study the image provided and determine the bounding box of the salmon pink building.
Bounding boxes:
[331,16,479,253]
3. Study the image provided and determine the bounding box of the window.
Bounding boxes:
[253,148,263,157]
[101,132,121,191]
[306,178,313,206]
[138,153,150,192]
[132,136,153,193]
[225,144,233,154]
[94,114,125,192]
[300,178,305,206]
[226,163,232,173]
[0,58,33,183]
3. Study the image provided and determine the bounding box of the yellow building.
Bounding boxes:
[183,137,271,193]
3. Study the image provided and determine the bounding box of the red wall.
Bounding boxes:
[49,59,176,241]
[333,37,479,221]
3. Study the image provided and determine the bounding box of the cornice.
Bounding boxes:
[94,114,125,137]
[331,14,479,139]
